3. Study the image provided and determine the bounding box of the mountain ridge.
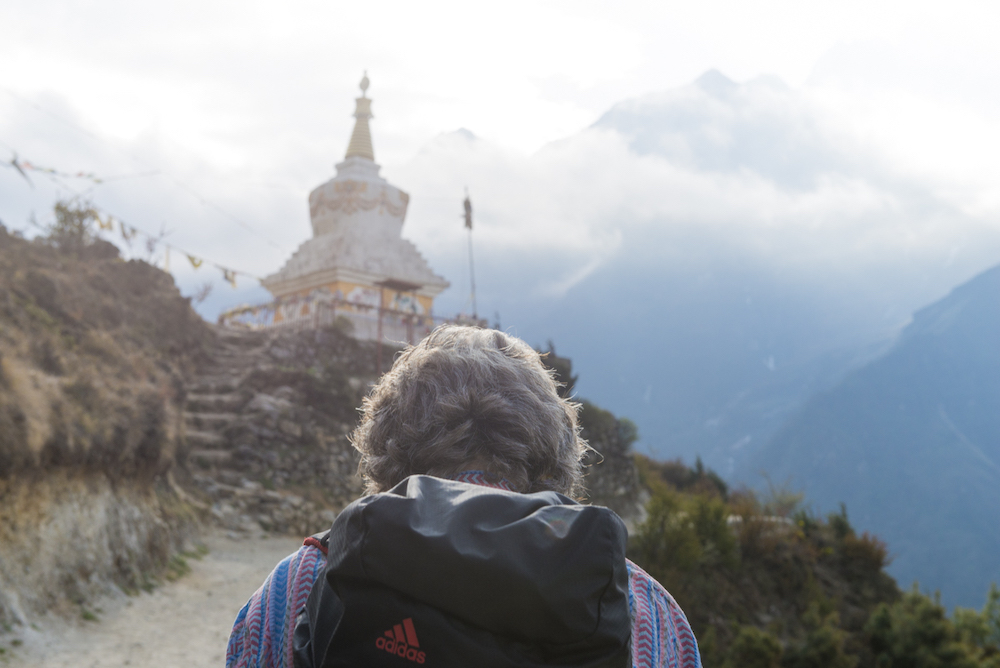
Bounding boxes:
[747,261,1000,608]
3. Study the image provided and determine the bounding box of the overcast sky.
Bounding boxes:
[2,0,1000,320]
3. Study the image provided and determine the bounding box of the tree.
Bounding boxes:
[783,605,856,668]
[953,583,1000,667]
[539,342,577,398]
[866,586,979,668]
[725,626,783,668]
[46,200,98,254]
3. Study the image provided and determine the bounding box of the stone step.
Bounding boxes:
[190,370,255,385]
[215,325,267,338]
[215,335,265,347]
[211,344,268,355]
[212,348,267,361]
[202,358,268,372]
[184,429,227,447]
[185,392,245,412]
[204,361,265,374]
[187,449,233,467]
[212,329,269,349]
[208,353,267,365]
[184,411,239,430]
[188,367,245,378]
[186,376,244,393]
[190,373,253,387]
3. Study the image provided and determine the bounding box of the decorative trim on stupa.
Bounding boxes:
[344,72,374,161]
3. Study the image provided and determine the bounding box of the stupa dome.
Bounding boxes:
[262,75,449,303]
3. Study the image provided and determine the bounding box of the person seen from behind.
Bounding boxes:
[227,325,701,668]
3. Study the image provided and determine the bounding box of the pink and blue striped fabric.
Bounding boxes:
[626,560,701,668]
[226,474,701,668]
[226,542,326,668]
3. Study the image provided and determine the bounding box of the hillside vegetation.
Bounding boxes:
[629,455,1000,668]
[0,203,209,628]
[0,202,210,475]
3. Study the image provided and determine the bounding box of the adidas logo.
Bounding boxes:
[374,617,426,664]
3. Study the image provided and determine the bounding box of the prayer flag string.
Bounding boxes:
[2,150,261,289]
[1,153,101,185]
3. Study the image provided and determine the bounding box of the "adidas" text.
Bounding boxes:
[375,618,426,664]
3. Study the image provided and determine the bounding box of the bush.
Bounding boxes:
[630,488,704,575]
[636,454,728,498]
[841,531,890,572]
[727,489,788,561]
[725,626,783,668]
[782,605,856,668]
[866,586,979,668]
[829,504,852,541]
[628,456,904,668]
[953,583,1000,666]
[46,200,98,254]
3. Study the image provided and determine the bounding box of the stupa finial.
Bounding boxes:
[345,71,375,161]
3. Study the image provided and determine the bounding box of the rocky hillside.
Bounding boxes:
[0,205,389,632]
[183,331,647,534]
[0,208,210,630]
[178,324,379,536]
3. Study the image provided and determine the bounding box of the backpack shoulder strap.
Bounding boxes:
[303,530,330,556]
[294,529,338,668]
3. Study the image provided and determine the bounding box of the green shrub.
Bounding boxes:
[725,626,783,668]
[783,605,856,668]
[47,201,98,255]
[631,488,703,575]
[953,583,1000,666]
[866,586,979,668]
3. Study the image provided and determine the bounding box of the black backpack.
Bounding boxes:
[293,475,631,668]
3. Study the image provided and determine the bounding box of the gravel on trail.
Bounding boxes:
[8,532,304,668]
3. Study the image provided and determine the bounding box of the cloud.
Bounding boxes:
[0,90,299,315]
[397,72,1000,324]
[386,72,1000,467]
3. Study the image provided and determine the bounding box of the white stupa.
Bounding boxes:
[262,74,449,339]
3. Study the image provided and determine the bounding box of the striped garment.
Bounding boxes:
[227,475,702,668]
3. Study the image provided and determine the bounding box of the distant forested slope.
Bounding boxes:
[748,263,1000,608]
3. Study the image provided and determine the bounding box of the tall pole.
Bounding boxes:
[467,228,477,319]
[464,190,477,319]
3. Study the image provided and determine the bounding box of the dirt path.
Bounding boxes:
[8,532,303,668]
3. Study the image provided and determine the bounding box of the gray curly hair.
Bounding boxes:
[351,325,588,497]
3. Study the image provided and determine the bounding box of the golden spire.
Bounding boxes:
[345,71,375,161]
